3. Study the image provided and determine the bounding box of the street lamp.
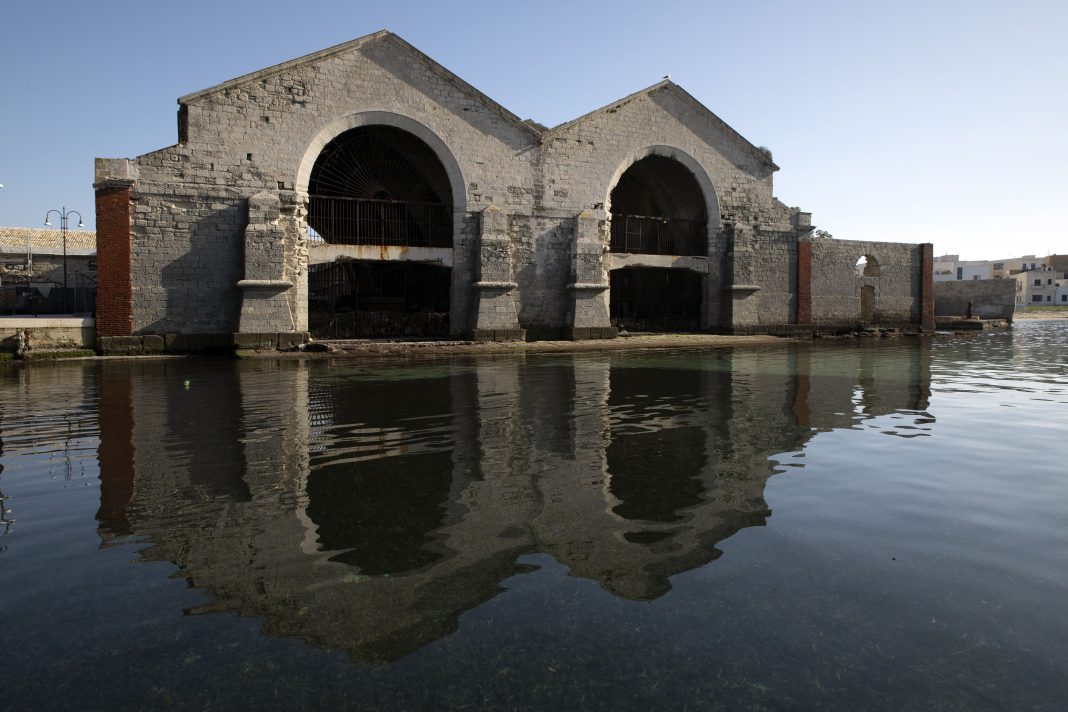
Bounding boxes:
[44,206,83,314]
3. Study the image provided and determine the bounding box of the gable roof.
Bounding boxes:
[543,80,779,171]
[178,31,540,138]
[176,32,775,169]
[0,226,97,255]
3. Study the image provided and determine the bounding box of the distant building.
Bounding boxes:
[1055,279,1068,305]
[932,254,993,282]
[1011,267,1059,306]
[0,226,97,315]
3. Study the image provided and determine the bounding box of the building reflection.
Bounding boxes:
[95,341,932,663]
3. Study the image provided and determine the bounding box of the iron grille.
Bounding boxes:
[308,196,452,248]
[308,261,450,339]
[609,214,705,256]
[609,268,702,332]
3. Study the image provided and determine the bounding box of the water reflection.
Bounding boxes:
[94,343,932,662]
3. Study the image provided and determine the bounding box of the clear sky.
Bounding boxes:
[1,0,1065,260]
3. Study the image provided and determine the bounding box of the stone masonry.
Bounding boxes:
[94,30,933,350]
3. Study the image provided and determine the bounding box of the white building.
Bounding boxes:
[1054,279,1068,306]
[1012,268,1059,307]
[932,254,994,282]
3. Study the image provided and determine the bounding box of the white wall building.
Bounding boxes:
[1012,268,1059,306]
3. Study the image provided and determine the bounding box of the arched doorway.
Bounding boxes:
[856,255,878,324]
[306,125,453,338]
[607,155,708,331]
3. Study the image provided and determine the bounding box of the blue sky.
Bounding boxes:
[1,0,1065,259]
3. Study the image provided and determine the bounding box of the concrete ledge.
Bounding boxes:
[232,332,309,349]
[143,335,165,353]
[471,328,526,342]
[607,254,709,273]
[566,282,610,291]
[563,327,618,340]
[97,335,146,355]
[0,317,94,328]
[308,244,453,267]
[234,332,279,349]
[277,332,310,348]
[472,281,518,290]
[164,333,232,352]
[727,322,926,338]
[1,316,96,351]
[237,279,294,289]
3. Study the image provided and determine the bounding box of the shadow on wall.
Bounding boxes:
[144,202,245,334]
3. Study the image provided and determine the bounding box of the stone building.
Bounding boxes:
[94,31,934,349]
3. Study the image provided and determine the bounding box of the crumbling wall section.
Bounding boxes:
[510,213,575,338]
[748,230,798,326]
[934,279,1016,320]
[810,239,923,327]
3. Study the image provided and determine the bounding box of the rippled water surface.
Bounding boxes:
[2,322,1067,711]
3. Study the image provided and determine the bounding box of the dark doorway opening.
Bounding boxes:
[309,260,451,339]
[610,268,702,332]
[307,125,453,338]
[860,284,876,325]
[609,155,707,257]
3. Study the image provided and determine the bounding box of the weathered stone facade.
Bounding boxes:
[94,31,932,346]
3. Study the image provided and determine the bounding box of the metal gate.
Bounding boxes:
[610,268,702,332]
[309,260,450,339]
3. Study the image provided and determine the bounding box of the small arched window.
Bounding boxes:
[855,255,880,278]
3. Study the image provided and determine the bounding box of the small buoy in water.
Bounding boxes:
[183,380,191,389]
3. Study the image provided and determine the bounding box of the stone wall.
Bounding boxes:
[934,278,1016,320]
[130,188,245,334]
[809,238,927,328]
[0,317,95,351]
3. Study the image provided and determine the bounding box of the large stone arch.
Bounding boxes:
[295,110,467,212]
[603,145,721,231]
[294,111,471,337]
[602,145,724,331]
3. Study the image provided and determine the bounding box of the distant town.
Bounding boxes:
[935,253,1068,307]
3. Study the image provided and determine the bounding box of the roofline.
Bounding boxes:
[543,79,673,137]
[178,31,540,138]
[179,30,391,104]
[543,80,779,171]
[175,34,776,165]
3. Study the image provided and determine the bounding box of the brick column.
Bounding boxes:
[796,239,812,325]
[95,184,133,336]
[920,242,935,332]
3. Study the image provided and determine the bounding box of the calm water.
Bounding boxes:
[2,322,1067,711]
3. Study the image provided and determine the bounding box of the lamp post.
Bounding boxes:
[44,206,83,314]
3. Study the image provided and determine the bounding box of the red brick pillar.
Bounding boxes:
[95,184,133,336]
[796,239,812,325]
[920,243,935,332]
